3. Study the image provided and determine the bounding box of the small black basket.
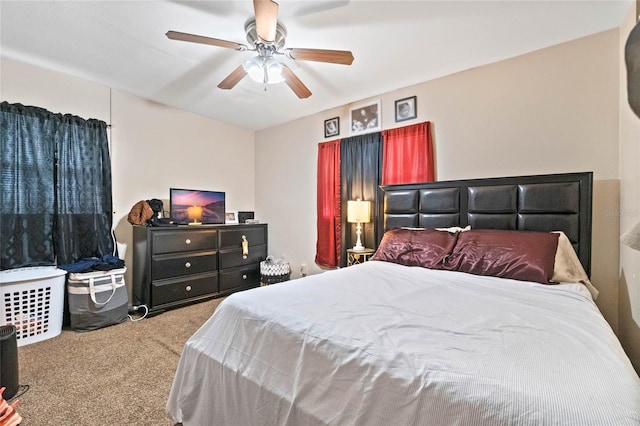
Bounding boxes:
[260,273,290,286]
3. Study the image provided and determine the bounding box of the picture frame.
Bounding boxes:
[324,117,340,138]
[350,100,382,135]
[395,96,417,122]
[225,211,239,224]
[238,211,255,224]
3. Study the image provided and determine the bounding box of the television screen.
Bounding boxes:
[170,188,226,224]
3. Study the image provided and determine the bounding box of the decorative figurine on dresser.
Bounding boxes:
[132,223,267,316]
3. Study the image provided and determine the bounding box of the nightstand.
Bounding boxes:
[346,248,375,266]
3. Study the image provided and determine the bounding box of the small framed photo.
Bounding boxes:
[324,117,340,138]
[225,211,239,224]
[395,96,417,122]
[350,100,382,135]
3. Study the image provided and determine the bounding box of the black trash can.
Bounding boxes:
[0,325,19,399]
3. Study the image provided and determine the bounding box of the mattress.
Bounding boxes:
[167,261,640,425]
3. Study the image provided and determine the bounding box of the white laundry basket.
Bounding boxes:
[0,266,66,346]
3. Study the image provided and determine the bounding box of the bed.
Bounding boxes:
[166,172,640,425]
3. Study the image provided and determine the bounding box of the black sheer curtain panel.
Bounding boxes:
[340,132,383,267]
[1,103,58,268]
[0,102,114,269]
[54,114,114,265]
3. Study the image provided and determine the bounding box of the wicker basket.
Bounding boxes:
[260,256,291,286]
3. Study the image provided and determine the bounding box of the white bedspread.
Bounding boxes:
[167,261,640,425]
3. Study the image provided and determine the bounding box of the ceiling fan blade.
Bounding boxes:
[281,66,312,99]
[218,65,248,90]
[287,48,354,65]
[166,30,247,51]
[253,0,279,42]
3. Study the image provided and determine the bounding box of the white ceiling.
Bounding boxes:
[0,0,632,131]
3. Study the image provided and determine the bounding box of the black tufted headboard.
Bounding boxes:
[377,172,593,275]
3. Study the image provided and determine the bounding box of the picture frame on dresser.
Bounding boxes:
[225,211,238,224]
[238,211,255,224]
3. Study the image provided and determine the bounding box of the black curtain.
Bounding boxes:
[0,102,114,269]
[340,132,383,267]
[1,103,58,268]
[54,114,113,265]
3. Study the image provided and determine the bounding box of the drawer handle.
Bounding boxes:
[242,274,247,280]
[185,285,192,292]
[185,238,191,245]
[242,235,249,257]
[185,262,191,268]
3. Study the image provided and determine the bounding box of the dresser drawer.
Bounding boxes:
[219,244,266,269]
[219,265,260,292]
[219,226,266,249]
[151,272,218,307]
[152,250,217,280]
[152,229,218,254]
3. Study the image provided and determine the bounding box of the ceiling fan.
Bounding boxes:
[166,0,354,99]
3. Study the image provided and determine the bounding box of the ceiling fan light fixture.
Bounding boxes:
[264,57,284,84]
[242,57,262,81]
[242,56,284,85]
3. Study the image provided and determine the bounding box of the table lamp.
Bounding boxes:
[347,199,371,251]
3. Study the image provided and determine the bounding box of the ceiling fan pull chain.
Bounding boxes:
[263,60,270,84]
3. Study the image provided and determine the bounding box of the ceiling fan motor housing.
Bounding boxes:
[245,19,287,50]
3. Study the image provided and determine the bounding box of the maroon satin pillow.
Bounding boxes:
[371,228,459,269]
[443,229,559,284]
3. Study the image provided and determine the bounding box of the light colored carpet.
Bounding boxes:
[14,297,224,425]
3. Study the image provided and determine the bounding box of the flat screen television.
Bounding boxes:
[169,188,226,225]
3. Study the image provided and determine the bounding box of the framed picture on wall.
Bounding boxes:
[324,117,340,138]
[350,100,381,135]
[395,96,417,122]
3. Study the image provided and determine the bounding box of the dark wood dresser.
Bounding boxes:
[132,223,267,316]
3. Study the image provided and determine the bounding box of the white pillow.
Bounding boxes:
[435,225,471,233]
[551,231,599,299]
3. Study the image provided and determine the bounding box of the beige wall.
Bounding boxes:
[0,57,256,300]
[256,29,624,357]
[0,56,111,121]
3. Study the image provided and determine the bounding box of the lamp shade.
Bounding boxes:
[347,199,371,223]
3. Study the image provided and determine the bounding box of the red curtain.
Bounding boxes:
[381,121,434,185]
[315,140,341,268]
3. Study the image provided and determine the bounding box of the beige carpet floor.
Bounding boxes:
[14,297,224,425]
